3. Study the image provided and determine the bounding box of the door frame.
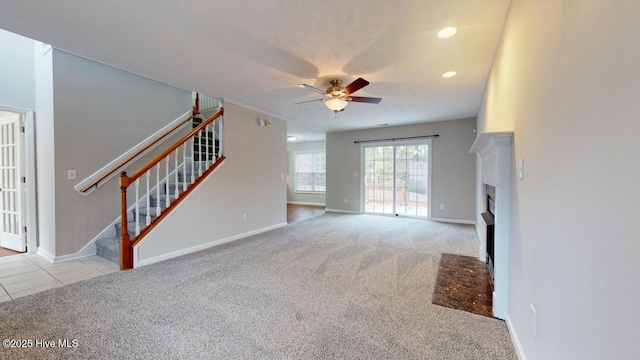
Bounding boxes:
[0,105,37,253]
[359,139,433,219]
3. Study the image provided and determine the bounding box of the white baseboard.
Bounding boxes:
[36,244,97,264]
[287,201,325,206]
[506,315,527,360]
[430,218,476,225]
[325,208,360,214]
[135,222,288,268]
[36,248,55,263]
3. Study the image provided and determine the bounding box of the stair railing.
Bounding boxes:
[119,107,225,270]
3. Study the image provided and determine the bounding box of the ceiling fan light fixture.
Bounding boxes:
[323,98,348,113]
[437,27,458,39]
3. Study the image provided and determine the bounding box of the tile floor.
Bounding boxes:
[0,253,118,303]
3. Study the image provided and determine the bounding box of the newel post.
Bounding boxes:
[119,172,133,270]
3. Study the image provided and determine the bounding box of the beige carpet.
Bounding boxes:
[0,213,516,359]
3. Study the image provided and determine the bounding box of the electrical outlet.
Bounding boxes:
[67,170,76,180]
[354,172,358,177]
[280,173,284,180]
[530,304,537,336]
[242,214,247,222]
[344,198,348,204]
[439,204,445,210]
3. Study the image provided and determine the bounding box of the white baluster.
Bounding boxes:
[205,123,209,167]
[182,142,187,191]
[165,156,170,207]
[134,178,140,236]
[190,137,195,184]
[174,148,180,199]
[156,163,161,215]
[199,128,205,177]
[145,171,151,226]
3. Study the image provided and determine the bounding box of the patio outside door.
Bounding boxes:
[362,140,431,218]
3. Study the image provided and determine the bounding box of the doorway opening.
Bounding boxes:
[361,140,432,218]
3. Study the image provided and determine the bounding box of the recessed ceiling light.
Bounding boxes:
[442,71,457,78]
[437,27,457,39]
[287,136,297,142]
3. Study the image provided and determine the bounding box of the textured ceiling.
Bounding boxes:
[0,0,511,141]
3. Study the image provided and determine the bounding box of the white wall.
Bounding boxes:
[326,119,477,221]
[287,140,326,205]
[50,49,192,256]
[0,29,35,110]
[477,1,640,359]
[136,102,287,262]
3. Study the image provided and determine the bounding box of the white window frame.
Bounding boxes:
[294,150,326,194]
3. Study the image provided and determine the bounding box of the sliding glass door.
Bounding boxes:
[362,140,431,218]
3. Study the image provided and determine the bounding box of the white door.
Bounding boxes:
[0,113,26,252]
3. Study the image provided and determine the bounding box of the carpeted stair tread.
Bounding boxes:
[95,237,119,264]
[114,221,147,237]
[149,194,176,207]
[132,206,166,220]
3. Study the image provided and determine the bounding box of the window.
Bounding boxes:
[294,151,326,192]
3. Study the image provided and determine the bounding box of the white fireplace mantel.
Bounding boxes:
[470,131,513,320]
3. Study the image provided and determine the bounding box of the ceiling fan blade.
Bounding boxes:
[348,96,382,104]
[295,98,324,104]
[344,77,370,95]
[298,84,327,95]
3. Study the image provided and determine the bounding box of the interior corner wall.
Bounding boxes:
[287,140,326,205]
[51,49,192,256]
[326,118,476,221]
[477,1,640,359]
[136,102,287,262]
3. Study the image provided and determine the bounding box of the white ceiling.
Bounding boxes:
[0,0,511,141]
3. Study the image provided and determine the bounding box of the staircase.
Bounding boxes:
[95,161,211,264]
[95,103,223,268]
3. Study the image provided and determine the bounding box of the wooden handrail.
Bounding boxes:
[79,113,196,193]
[127,108,224,183]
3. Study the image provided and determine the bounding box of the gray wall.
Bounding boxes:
[50,49,191,256]
[287,140,326,205]
[477,1,640,359]
[137,102,287,261]
[326,118,476,221]
[0,29,35,110]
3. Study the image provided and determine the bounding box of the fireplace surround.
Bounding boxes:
[470,132,513,320]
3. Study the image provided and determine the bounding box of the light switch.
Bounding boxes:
[67,170,76,180]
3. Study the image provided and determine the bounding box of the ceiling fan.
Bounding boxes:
[296,77,382,113]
